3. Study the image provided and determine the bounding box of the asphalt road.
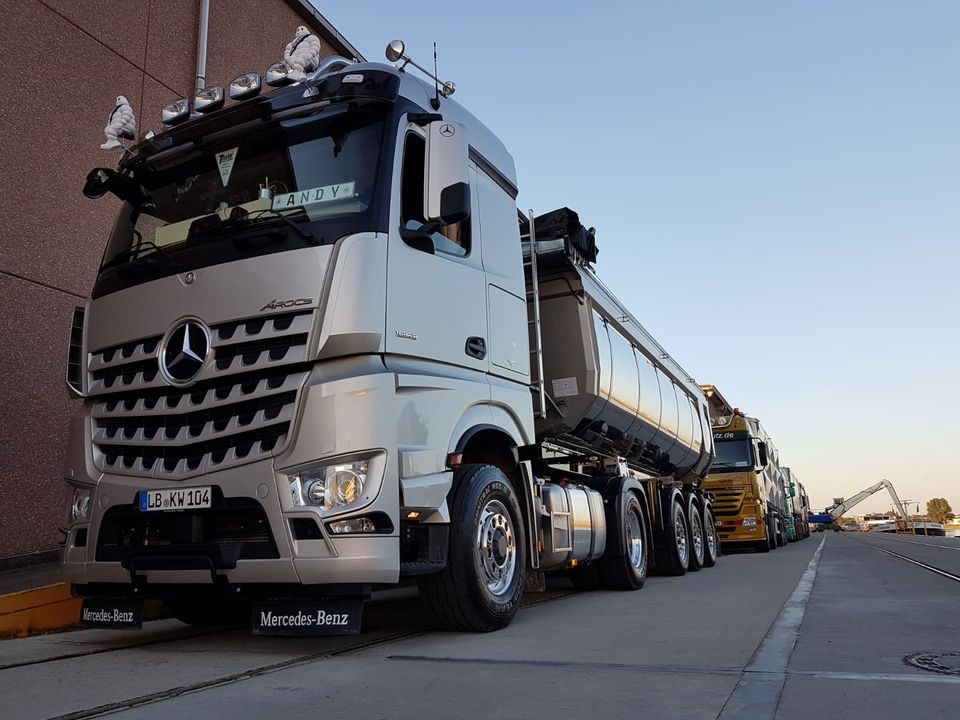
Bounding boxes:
[0,532,957,720]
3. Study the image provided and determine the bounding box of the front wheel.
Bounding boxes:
[597,493,648,590]
[418,464,526,632]
[702,505,719,568]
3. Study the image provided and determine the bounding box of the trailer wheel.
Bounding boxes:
[658,501,689,576]
[686,501,705,572]
[596,493,648,591]
[418,464,526,632]
[702,506,719,568]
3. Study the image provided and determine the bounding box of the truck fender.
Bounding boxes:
[597,477,652,558]
[683,491,701,525]
[657,486,685,530]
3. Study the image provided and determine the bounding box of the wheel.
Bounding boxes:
[702,505,719,567]
[596,493,648,590]
[657,500,689,576]
[418,464,526,632]
[165,596,249,627]
[686,500,705,572]
[767,516,778,551]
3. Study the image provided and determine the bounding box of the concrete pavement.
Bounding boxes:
[0,533,956,719]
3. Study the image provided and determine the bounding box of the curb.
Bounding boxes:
[0,583,81,638]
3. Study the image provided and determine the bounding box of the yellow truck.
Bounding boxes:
[699,385,786,552]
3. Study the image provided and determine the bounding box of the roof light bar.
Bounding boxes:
[229,72,262,100]
[194,85,224,113]
[161,98,191,125]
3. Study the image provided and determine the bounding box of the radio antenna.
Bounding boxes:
[431,42,441,110]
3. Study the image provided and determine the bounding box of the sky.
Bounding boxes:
[316,2,960,516]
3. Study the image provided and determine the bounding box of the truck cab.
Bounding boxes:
[699,385,784,552]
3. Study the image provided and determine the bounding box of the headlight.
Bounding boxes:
[742,516,759,528]
[288,460,368,512]
[70,487,92,522]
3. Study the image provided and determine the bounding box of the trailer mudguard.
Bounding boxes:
[595,476,652,557]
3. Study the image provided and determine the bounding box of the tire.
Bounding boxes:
[596,493,648,590]
[686,500,705,572]
[658,500,689,576]
[418,464,526,632]
[767,516,778,551]
[165,596,249,627]
[702,505,719,568]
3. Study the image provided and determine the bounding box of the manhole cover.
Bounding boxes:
[903,651,960,676]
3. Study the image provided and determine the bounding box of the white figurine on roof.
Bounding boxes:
[101,95,136,150]
[284,25,321,81]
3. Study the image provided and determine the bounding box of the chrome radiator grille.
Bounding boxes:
[710,487,747,516]
[87,311,314,479]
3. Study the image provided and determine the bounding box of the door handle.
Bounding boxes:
[465,337,486,360]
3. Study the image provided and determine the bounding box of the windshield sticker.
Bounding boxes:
[271,182,356,210]
[215,147,239,187]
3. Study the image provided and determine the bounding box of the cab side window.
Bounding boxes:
[400,133,470,257]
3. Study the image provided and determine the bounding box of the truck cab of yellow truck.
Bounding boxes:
[699,385,784,553]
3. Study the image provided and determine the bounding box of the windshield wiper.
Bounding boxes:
[100,236,186,273]
[188,207,317,244]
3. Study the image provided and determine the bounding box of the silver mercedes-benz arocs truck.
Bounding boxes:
[62,41,716,633]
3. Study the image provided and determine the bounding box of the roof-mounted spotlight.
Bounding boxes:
[265,61,296,87]
[194,85,224,113]
[229,72,262,100]
[161,98,191,125]
[384,39,456,99]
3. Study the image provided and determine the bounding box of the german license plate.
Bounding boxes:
[139,487,211,512]
[251,600,363,636]
[80,598,144,629]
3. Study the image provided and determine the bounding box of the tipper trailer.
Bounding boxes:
[62,40,718,634]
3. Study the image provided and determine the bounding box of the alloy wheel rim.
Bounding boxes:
[705,511,717,558]
[626,505,645,570]
[476,499,517,598]
[691,511,704,562]
[675,510,688,565]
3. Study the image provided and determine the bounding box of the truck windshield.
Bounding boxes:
[712,438,753,470]
[93,101,389,297]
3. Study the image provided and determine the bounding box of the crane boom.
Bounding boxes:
[824,479,908,520]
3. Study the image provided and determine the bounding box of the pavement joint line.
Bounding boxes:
[386,654,744,676]
[715,535,825,720]
[865,535,960,552]
[852,537,960,583]
[790,670,960,685]
[38,589,579,720]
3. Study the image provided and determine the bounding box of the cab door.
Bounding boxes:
[385,128,487,372]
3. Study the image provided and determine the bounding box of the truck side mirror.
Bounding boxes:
[424,120,469,225]
[756,441,769,468]
[83,167,151,207]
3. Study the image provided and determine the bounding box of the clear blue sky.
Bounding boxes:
[317,2,960,516]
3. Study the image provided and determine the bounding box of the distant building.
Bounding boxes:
[0,1,361,568]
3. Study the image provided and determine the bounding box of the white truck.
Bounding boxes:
[62,41,717,633]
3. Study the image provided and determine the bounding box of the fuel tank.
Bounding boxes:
[526,235,712,486]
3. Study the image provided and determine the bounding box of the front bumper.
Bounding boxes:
[63,369,402,590]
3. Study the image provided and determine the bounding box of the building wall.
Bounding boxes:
[0,0,358,565]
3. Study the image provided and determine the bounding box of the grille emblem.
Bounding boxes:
[160,320,210,384]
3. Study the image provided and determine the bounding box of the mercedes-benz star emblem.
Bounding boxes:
[439,123,455,137]
[160,320,210,384]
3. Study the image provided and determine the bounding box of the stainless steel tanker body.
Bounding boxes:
[528,246,713,487]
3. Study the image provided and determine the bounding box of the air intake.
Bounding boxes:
[66,305,85,396]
